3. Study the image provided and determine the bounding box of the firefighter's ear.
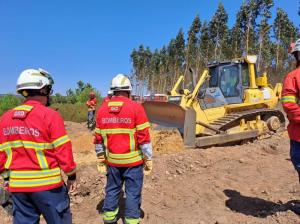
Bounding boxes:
[22,90,28,97]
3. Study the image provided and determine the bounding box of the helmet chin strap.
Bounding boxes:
[40,85,52,107]
[46,95,51,107]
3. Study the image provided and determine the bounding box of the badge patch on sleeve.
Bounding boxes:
[13,110,27,119]
[108,102,123,113]
[109,106,121,113]
[12,105,33,119]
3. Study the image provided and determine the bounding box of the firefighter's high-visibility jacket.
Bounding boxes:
[94,96,151,167]
[86,98,97,110]
[0,100,77,192]
[102,97,110,104]
[282,67,300,142]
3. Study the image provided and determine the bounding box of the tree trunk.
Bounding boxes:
[162,75,167,93]
[246,21,250,54]
[184,44,191,77]
[158,77,162,93]
[275,29,281,72]
[246,14,252,54]
[258,33,263,72]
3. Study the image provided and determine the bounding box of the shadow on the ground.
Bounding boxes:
[96,191,144,224]
[224,189,300,218]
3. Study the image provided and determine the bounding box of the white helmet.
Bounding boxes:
[291,39,300,54]
[110,74,132,92]
[17,68,54,92]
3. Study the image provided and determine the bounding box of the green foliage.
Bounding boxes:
[274,8,298,49]
[273,8,298,79]
[51,93,67,104]
[51,103,89,123]
[186,15,201,71]
[50,81,102,122]
[51,81,101,105]
[199,21,213,64]
[174,29,185,67]
[0,95,22,116]
[209,2,228,60]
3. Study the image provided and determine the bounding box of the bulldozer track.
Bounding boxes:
[209,108,285,132]
[194,109,286,148]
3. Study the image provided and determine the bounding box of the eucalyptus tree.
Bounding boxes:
[174,29,185,82]
[130,48,139,93]
[273,8,298,74]
[209,2,229,60]
[185,15,201,76]
[199,21,213,66]
[148,49,161,93]
[257,0,274,72]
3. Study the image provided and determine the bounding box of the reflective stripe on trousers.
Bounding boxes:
[103,207,119,223]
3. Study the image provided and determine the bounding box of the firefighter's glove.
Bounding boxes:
[140,143,153,176]
[97,154,107,174]
[67,176,77,193]
[95,144,105,155]
[144,160,153,176]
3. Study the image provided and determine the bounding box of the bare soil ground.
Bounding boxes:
[1,121,300,224]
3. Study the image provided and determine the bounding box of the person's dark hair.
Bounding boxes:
[114,91,130,97]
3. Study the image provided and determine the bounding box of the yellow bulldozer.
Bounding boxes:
[142,55,285,148]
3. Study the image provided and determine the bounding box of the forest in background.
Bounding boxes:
[130,0,300,95]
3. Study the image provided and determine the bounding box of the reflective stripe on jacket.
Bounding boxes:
[282,67,300,141]
[94,96,151,167]
[0,100,77,192]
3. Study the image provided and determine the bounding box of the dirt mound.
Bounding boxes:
[151,129,184,153]
[64,121,96,165]
[65,121,184,154]
[65,121,94,153]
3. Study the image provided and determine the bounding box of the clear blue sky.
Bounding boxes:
[0,0,298,95]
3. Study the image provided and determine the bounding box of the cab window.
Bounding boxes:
[208,67,218,87]
[220,65,240,98]
[241,63,250,87]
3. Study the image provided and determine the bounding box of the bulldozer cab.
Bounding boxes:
[199,60,255,109]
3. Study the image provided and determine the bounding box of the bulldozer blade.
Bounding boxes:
[195,130,259,148]
[142,101,196,148]
[142,101,186,130]
[183,108,196,148]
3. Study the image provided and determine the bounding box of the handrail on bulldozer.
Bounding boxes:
[170,75,184,96]
[186,69,209,107]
